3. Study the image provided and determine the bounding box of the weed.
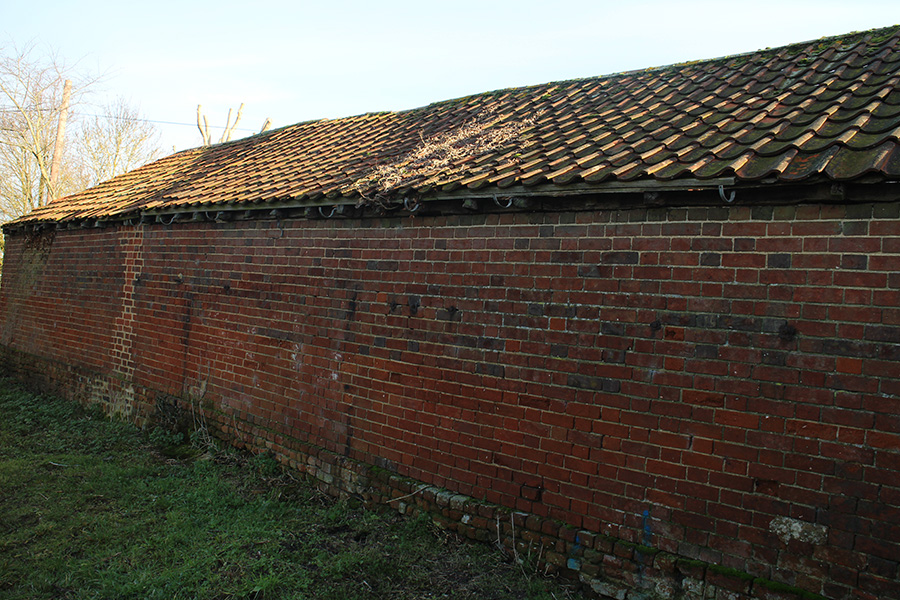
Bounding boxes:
[148,425,184,447]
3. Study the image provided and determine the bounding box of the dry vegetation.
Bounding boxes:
[353,107,540,203]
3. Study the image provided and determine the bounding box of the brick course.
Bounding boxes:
[1,200,898,599]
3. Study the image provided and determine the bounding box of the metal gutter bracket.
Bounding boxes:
[718,185,736,203]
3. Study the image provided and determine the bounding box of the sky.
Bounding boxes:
[3,0,900,153]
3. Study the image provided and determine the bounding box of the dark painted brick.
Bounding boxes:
[601,251,639,265]
[603,349,628,363]
[767,253,792,269]
[546,304,578,318]
[695,345,719,359]
[751,206,774,220]
[874,203,900,218]
[761,351,787,366]
[841,254,868,270]
[700,252,721,266]
[550,345,569,358]
[864,326,900,343]
[734,238,755,251]
[551,251,582,263]
[367,260,399,271]
[567,374,621,393]
[476,363,505,378]
[436,307,462,321]
[455,336,478,348]
[601,322,625,336]
[841,221,869,235]
[845,204,874,219]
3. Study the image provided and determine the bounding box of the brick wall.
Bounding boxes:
[2,199,898,599]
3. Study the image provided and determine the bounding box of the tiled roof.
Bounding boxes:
[11,25,900,227]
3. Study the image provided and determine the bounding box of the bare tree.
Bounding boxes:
[0,43,87,221]
[0,42,161,224]
[75,97,161,188]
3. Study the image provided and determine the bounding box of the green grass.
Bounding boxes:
[0,377,576,600]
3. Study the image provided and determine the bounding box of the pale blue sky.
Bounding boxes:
[3,0,899,152]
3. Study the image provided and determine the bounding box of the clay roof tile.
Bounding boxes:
[12,25,900,227]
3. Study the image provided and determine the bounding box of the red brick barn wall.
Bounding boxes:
[1,200,898,599]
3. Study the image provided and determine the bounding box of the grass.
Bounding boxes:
[0,376,578,600]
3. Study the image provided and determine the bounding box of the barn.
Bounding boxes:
[2,25,899,599]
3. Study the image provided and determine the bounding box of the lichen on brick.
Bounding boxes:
[769,516,827,545]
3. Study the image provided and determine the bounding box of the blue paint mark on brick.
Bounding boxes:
[642,509,652,546]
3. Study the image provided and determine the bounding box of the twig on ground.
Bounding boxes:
[392,485,429,503]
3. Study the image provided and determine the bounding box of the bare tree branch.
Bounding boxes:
[220,102,243,143]
[196,102,246,146]
[196,104,211,147]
